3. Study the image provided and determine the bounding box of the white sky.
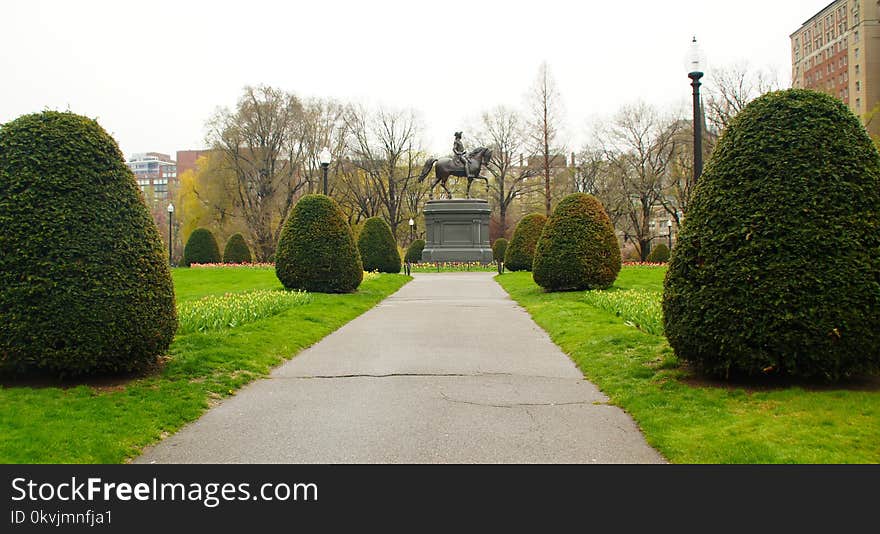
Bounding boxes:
[1,0,832,158]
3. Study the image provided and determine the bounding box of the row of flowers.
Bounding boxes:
[622,262,668,267]
[190,262,276,268]
[177,289,312,334]
[583,289,664,336]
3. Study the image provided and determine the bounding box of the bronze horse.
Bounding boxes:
[418,147,492,199]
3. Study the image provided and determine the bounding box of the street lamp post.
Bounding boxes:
[319,147,332,196]
[687,36,706,185]
[409,218,415,242]
[167,202,174,266]
[667,219,673,249]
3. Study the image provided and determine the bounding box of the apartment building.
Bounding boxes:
[791,0,880,134]
[127,152,177,202]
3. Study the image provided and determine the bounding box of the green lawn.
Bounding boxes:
[496,267,880,463]
[0,269,410,463]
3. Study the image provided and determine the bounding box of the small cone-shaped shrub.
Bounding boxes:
[358,217,401,273]
[223,233,253,264]
[183,228,221,266]
[0,111,177,376]
[504,213,547,271]
[646,243,670,263]
[492,238,508,263]
[405,239,426,263]
[275,195,363,293]
[663,89,880,380]
[533,193,621,292]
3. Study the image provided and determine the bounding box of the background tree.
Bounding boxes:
[344,105,422,239]
[478,106,539,238]
[599,102,683,260]
[207,85,309,261]
[704,62,780,133]
[526,62,565,217]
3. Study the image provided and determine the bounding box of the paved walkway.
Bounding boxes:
[137,273,663,463]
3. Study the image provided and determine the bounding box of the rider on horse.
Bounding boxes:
[453,132,470,179]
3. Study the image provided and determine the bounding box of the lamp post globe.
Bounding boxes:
[167,202,174,266]
[319,147,332,196]
[687,36,706,185]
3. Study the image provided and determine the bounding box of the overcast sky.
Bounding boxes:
[1,0,832,159]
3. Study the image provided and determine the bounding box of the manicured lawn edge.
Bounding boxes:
[495,272,880,464]
[0,274,411,464]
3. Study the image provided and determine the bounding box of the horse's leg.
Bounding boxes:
[429,175,442,200]
[442,181,452,199]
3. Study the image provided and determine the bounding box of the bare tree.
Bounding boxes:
[526,62,565,216]
[344,105,422,238]
[477,106,539,238]
[207,85,308,261]
[600,102,683,260]
[705,62,780,133]
[300,98,348,195]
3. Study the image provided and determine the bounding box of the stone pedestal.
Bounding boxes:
[421,199,493,264]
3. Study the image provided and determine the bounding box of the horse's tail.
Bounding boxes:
[418,158,437,183]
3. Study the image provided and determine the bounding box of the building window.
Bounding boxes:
[856,81,860,92]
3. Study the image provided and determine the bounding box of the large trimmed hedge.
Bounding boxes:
[183,228,221,266]
[504,213,547,271]
[405,239,426,263]
[358,217,401,273]
[533,193,621,292]
[275,195,363,293]
[223,233,253,264]
[663,89,880,380]
[0,111,177,376]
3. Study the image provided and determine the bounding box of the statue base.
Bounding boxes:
[421,199,493,264]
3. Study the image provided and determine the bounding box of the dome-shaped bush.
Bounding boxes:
[183,228,220,266]
[223,233,253,264]
[663,89,880,380]
[0,111,177,376]
[646,243,670,263]
[533,193,621,292]
[275,195,363,293]
[358,217,401,273]
[405,239,426,264]
[493,238,508,263]
[504,213,547,271]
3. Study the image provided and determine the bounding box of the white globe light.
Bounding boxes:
[686,36,706,75]
[319,147,332,166]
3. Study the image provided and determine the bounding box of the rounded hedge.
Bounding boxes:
[663,89,880,380]
[0,111,177,376]
[646,243,670,263]
[275,195,363,293]
[504,213,547,271]
[358,217,401,273]
[533,193,621,292]
[183,228,221,266]
[405,239,426,264]
[493,238,508,263]
[223,233,253,264]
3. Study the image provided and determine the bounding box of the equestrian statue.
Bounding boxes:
[418,132,492,199]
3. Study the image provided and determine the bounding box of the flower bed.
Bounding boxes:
[177,289,312,334]
[583,289,664,336]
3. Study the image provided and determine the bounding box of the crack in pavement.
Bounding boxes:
[273,372,583,380]
[438,391,607,409]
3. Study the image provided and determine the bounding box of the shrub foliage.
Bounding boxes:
[663,89,880,380]
[183,228,221,266]
[358,217,401,273]
[275,195,363,293]
[504,213,547,271]
[405,239,426,263]
[0,111,177,376]
[223,233,253,264]
[493,238,508,263]
[533,193,621,292]
[646,243,670,263]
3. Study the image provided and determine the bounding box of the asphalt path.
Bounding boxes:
[136,273,664,463]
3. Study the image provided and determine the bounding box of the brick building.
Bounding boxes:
[791,0,880,135]
[127,152,177,203]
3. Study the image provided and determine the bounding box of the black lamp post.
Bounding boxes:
[167,202,174,266]
[667,220,673,249]
[319,147,331,196]
[409,218,415,242]
[687,36,706,184]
